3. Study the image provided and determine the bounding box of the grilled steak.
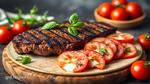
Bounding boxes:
[12,22,117,56]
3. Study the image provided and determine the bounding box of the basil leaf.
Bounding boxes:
[42,21,59,30]
[69,13,78,24]
[16,56,31,64]
[68,27,78,36]
[72,22,84,27]
[99,48,107,56]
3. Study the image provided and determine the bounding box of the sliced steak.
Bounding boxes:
[12,22,117,56]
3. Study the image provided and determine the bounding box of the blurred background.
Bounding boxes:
[0,0,150,21]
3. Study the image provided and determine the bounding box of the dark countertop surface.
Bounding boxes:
[0,0,150,84]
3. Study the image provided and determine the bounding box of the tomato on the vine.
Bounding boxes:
[11,20,29,35]
[131,60,150,80]
[97,2,115,18]
[138,34,150,50]
[0,26,13,44]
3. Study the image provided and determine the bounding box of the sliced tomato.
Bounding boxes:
[108,33,134,43]
[84,42,114,63]
[58,51,89,72]
[92,37,117,53]
[79,50,105,69]
[111,39,124,59]
[121,43,137,59]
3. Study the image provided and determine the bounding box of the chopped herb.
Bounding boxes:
[42,21,60,30]
[16,56,31,64]
[99,48,107,56]
[124,47,131,53]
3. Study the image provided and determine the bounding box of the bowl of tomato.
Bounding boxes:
[94,0,145,29]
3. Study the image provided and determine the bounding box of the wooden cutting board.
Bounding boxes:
[2,42,144,84]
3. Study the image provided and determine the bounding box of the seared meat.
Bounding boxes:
[12,22,117,56]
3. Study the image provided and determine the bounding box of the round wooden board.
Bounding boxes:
[2,42,146,84]
[4,42,142,76]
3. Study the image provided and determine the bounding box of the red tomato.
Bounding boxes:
[111,8,128,20]
[121,43,137,59]
[80,50,105,69]
[131,60,150,80]
[108,33,134,43]
[11,20,29,35]
[97,2,115,18]
[111,39,124,59]
[138,34,150,50]
[58,51,89,72]
[112,0,128,6]
[92,37,117,53]
[126,2,143,19]
[84,41,114,63]
[0,26,13,44]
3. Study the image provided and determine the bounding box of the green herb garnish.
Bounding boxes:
[124,47,131,53]
[42,21,60,30]
[16,56,31,64]
[99,48,107,56]
[68,13,84,36]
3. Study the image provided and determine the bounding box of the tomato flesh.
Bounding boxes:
[121,43,137,59]
[108,33,134,43]
[58,51,89,72]
[80,50,105,69]
[84,41,114,63]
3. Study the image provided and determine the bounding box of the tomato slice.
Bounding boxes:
[79,50,105,69]
[58,51,89,72]
[108,33,134,43]
[121,43,137,59]
[111,39,124,59]
[92,37,117,53]
[84,41,114,63]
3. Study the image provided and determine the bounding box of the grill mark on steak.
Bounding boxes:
[59,27,82,40]
[12,22,117,56]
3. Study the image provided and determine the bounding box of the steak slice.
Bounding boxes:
[12,22,117,56]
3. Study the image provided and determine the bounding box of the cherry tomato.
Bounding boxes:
[97,2,115,18]
[11,20,29,35]
[131,60,150,80]
[121,43,137,59]
[126,2,143,19]
[80,50,105,69]
[138,34,150,50]
[84,41,114,63]
[112,0,128,7]
[108,33,134,43]
[111,39,124,59]
[58,51,89,72]
[0,26,13,44]
[92,37,117,53]
[111,8,128,20]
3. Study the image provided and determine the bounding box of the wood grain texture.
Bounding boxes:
[2,46,146,84]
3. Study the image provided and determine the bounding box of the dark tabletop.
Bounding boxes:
[0,0,150,84]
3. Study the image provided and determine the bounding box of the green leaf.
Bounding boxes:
[69,13,78,24]
[16,56,31,64]
[68,27,78,36]
[30,6,38,15]
[72,22,84,27]
[42,21,60,30]
[99,48,107,56]
[15,8,23,20]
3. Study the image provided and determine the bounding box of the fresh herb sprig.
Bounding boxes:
[42,21,60,30]
[68,13,84,36]
[16,56,32,64]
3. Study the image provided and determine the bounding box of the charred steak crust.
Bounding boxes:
[12,22,117,56]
